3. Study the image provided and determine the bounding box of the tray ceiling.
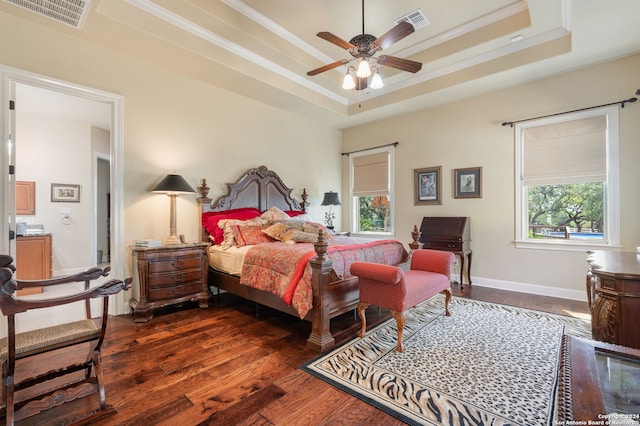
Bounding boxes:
[2,0,639,128]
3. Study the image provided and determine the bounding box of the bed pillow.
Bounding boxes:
[262,222,289,240]
[303,222,334,238]
[218,217,266,249]
[279,230,318,244]
[233,225,273,247]
[261,206,290,221]
[202,208,261,245]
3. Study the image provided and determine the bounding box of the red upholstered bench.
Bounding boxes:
[350,249,454,352]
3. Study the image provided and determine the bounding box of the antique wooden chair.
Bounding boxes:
[0,254,131,425]
[350,249,454,352]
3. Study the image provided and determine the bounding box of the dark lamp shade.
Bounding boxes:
[321,191,341,206]
[152,174,195,194]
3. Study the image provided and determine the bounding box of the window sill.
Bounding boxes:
[514,239,622,252]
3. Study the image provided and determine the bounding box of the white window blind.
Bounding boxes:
[352,152,390,196]
[523,115,606,186]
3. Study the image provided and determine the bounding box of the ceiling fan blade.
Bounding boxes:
[316,32,355,50]
[377,55,422,73]
[372,21,415,51]
[307,59,350,76]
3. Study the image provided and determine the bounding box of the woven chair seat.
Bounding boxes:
[0,319,98,363]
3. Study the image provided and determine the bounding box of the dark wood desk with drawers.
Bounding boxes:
[130,243,210,322]
[413,216,472,286]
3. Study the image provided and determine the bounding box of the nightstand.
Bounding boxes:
[130,243,210,322]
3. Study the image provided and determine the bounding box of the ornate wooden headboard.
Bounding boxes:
[197,165,307,242]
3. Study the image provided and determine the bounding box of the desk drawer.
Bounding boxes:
[149,255,201,273]
[422,241,463,251]
[148,282,203,301]
[149,269,203,288]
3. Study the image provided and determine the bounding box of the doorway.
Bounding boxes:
[1,66,125,318]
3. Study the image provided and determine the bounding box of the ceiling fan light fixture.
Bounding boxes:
[356,59,371,78]
[370,71,384,89]
[342,72,356,90]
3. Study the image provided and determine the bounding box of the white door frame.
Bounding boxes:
[1,65,126,315]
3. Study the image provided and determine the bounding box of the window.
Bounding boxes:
[350,146,394,235]
[515,106,620,250]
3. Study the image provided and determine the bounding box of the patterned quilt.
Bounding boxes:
[239,236,408,318]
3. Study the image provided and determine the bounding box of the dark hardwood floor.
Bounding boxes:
[9,285,589,426]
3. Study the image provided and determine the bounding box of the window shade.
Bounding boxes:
[523,115,606,186]
[352,152,390,196]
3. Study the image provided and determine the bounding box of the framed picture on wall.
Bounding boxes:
[454,167,482,198]
[51,183,80,202]
[414,166,442,205]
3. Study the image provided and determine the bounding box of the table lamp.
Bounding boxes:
[152,173,195,245]
[321,191,341,230]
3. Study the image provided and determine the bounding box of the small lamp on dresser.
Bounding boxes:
[321,191,341,230]
[152,173,195,245]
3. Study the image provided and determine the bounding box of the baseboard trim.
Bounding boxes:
[470,276,587,302]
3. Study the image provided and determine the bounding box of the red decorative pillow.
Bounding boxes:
[202,208,261,245]
[233,225,273,247]
[285,210,306,217]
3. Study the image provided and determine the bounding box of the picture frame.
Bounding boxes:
[454,167,482,199]
[51,183,80,202]
[414,166,442,205]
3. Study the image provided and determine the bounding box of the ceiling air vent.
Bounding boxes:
[4,0,91,29]
[394,9,429,30]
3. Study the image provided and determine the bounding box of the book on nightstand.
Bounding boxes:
[134,239,162,248]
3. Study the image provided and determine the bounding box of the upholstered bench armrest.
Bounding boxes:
[411,249,455,278]
[350,262,403,285]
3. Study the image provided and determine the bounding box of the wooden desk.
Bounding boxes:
[586,250,640,349]
[558,336,640,422]
[414,217,472,286]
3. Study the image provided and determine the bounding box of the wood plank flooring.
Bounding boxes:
[8,285,589,425]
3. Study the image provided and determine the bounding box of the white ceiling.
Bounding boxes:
[4,0,640,129]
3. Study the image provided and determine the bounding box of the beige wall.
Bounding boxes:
[1,9,638,305]
[0,11,342,283]
[343,54,640,299]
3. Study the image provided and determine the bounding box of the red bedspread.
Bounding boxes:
[239,236,408,318]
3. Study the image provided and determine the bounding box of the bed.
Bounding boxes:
[196,166,408,352]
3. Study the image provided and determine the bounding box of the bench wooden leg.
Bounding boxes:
[443,288,451,316]
[391,310,407,352]
[357,302,369,338]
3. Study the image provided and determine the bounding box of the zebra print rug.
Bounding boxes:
[301,295,591,426]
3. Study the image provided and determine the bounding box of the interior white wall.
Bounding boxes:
[342,54,640,301]
[94,126,110,264]
[15,113,95,274]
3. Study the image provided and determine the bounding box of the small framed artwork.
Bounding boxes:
[51,183,80,202]
[454,167,482,199]
[414,166,442,205]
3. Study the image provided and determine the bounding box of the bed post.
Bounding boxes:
[307,231,336,352]
[197,179,211,243]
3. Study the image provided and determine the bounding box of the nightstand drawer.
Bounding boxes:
[148,282,203,302]
[148,269,203,288]
[149,255,201,273]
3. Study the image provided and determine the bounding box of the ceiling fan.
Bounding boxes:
[307,0,422,91]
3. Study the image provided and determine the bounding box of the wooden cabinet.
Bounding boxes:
[130,243,210,322]
[558,336,640,421]
[415,217,472,286]
[15,234,52,295]
[16,181,36,215]
[587,250,640,350]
